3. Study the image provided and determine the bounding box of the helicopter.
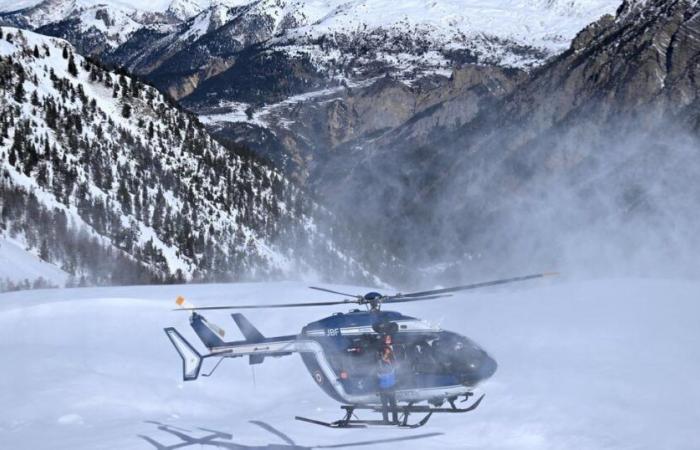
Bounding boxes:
[165,272,556,428]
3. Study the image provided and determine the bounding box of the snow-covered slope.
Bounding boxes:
[0,27,379,286]
[0,237,68,288]
[1,278,699,448]
[271,0,621,68]
[0,0,165,34]
[0,0,233,16]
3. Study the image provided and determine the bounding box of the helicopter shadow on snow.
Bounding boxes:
[138,420,443,449]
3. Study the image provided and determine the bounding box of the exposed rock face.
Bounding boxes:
[503,0,700,127]
[197,64,522,186]
[309,0,700,279]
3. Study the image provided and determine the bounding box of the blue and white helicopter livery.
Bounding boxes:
[165,273,556,428]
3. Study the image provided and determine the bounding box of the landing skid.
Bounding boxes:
[295,393,484,429]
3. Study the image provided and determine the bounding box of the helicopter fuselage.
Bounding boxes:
[297,309,497,405]
[167,308,497,406]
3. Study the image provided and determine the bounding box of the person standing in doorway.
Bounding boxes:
[377,334,398,423]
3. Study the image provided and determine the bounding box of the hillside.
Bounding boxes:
[0,27,380,289]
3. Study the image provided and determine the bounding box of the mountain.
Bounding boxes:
[3,0,697,286]
[5,0,623,80]
[316,0,700,278]
[1,1,622,180]
[0,26,382,290]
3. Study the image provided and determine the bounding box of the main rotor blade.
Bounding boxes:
[382,294,453,304]
[393,272,559,299]
[174,299,358,311]
[309,286,360,297]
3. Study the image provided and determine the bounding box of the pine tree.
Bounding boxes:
[121,103,131,119]
[152,188,165,230]
[67,54,78,77]
[13,81,24,102]
[117,179,132,215]
[62,46,68,59]
[33,45,39,58]
[39,239,50,261]
[23,143,38,176]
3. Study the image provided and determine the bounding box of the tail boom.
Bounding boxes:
[164,312,298,381]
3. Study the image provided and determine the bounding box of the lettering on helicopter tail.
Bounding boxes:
[314,371,324,385]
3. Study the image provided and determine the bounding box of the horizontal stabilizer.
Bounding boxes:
[232,313,264,342]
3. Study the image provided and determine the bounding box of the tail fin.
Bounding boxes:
[190,312,226,349]
[231,313,265,342]
[164,328,202,381]
[232,314,266,365]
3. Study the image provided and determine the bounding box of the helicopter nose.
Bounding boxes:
[462,352,498,384]
[479,354,498,380]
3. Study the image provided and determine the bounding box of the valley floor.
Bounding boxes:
[1,278,698,449]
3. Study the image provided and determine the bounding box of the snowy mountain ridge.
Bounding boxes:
[0,26,380,288]
[1,0,622,72]
[0,1,623,179]
[0,0,240,16]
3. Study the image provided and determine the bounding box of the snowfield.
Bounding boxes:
[1,278,699,449]
[0,238,68,286]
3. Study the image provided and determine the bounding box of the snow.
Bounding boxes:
[2,0,622,62]
[0,0,39,12]
[75,6,143,47]
[285,0,618,46]
[200,77,380,128]
[1,278,699,449]
[0,0,251,15]
[0,237,69,285]
[249,0,624,69]
[178,4,232,41]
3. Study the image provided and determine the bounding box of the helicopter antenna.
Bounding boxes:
[172,272,558,312]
